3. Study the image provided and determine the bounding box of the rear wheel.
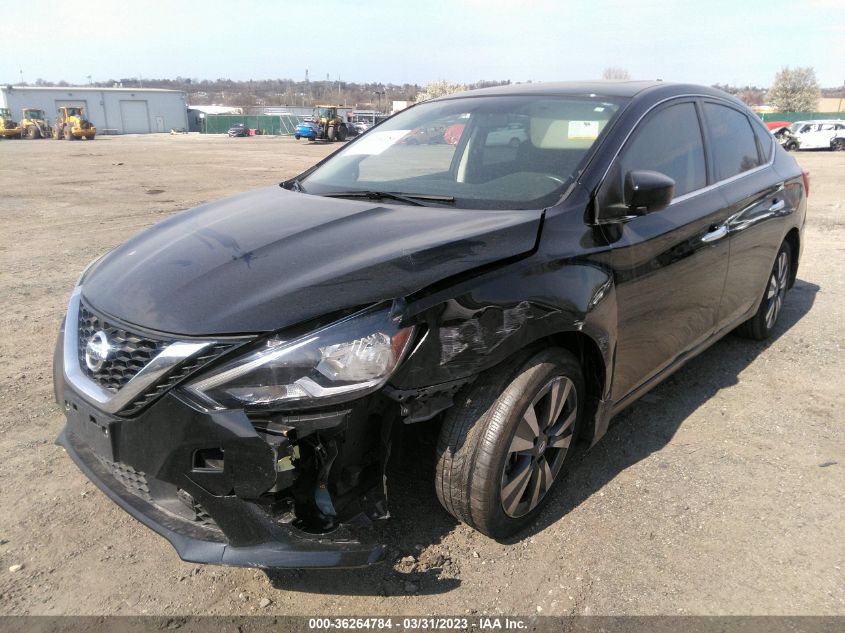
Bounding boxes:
[27,126,41,139]
[64,127,73,140]
[327,126,336,141]
[435,348,583,539]
[736,241,792,340]
[785,141,798,151]
[509,137,521,148]
[832,138,845,152]
[338,125,348,141]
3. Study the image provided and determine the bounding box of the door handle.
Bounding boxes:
[702,224,728,243]
[769,199,786,213]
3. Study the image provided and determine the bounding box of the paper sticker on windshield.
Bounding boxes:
[568,120,601,140]
[345,130,410,156]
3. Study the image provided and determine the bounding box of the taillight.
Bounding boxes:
[802,169,810,197]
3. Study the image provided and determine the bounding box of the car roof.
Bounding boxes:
[436,80,736,102]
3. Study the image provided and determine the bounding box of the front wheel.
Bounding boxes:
[832,138,845,152]
[435,348,583,539]
[736,241,792,340]
[785,141,799,151]
[327,126,336,141]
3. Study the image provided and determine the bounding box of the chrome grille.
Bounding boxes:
[119,342,234,416]
[77,303,168,392]
[75,301,237,415]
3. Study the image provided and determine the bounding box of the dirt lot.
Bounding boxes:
[0,134,842,616]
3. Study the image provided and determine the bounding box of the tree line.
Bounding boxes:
[20,68,841,112]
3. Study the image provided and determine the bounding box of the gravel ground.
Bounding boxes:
[0,134,842,616]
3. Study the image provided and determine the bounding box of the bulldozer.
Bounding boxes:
[0,107,22,139]
[312,105,349,141]
[53,106,96,140]
[20,107,52,139]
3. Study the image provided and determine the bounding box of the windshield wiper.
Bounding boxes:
[280,177,306,192]
[319,191,455,206]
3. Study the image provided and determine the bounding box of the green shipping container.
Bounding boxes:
[203,114,301,136]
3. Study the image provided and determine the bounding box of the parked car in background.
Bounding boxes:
[294,121,320,141]
[400,124,447,144]
[353,122,370,134]
[485,121,529,147]
[55,81,808,570]
[443,122,466,145]
[767,123,799,151]
[227,123,248,138]
[789,119,845,150]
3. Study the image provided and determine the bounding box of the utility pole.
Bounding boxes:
[839,79,844,114]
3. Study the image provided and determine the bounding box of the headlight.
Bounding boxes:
[183,303,415,410]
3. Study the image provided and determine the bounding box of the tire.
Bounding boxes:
[736,241,792,340]
[435,348,584,539]
[832,138,845,152]
[64,127,73,140]
[27,126,40,139]
[87,134,95,141]
[509,137,521,148]
[327,126,336,141]
[785,141,798,151]
[295,134,301,140]
[338,125,348,141]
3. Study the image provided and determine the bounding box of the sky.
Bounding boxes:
[2,0,844,88]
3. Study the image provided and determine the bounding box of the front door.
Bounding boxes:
[598,100,731,401]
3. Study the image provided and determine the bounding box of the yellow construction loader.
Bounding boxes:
[312,105,349,141]
[53,106,96,140]
[20,107,52,139]
[0,107,22,138]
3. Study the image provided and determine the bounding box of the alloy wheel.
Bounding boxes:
[765,251,789,329]
[500,375,577,518]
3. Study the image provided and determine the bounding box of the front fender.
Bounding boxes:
[390,257,617,440]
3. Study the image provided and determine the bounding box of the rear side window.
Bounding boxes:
[703,103,762,181]
[749,118,773,163]
[620,102,706,197]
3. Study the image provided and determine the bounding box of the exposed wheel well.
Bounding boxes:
[539,331,606,441]
[784,228,800,288]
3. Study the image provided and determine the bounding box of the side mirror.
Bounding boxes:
[625,170,675,214]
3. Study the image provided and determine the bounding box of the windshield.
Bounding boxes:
[316,107,335,118]
[27,110,45,119]
[301,94,625,209]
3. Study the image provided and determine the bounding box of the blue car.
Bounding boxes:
[294,121,320,141]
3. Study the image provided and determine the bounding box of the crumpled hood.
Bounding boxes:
[81,186,543,335]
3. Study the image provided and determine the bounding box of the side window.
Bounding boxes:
[749,117,773,163]
[620,102,706,197]
[702,103,761,181]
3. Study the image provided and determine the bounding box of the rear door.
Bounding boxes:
[601,99,732,401]
[706,102,793,326]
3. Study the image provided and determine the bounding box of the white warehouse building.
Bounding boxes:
[0,86,188,134]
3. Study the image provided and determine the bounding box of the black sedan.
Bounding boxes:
[227,123,248,137]
[54,81,807,568]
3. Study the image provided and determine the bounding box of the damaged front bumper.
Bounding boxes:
[56,349,391,569]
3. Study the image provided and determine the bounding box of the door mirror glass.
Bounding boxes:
[625,170,675,214]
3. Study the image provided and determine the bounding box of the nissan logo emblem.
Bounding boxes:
[84,331,111,372]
